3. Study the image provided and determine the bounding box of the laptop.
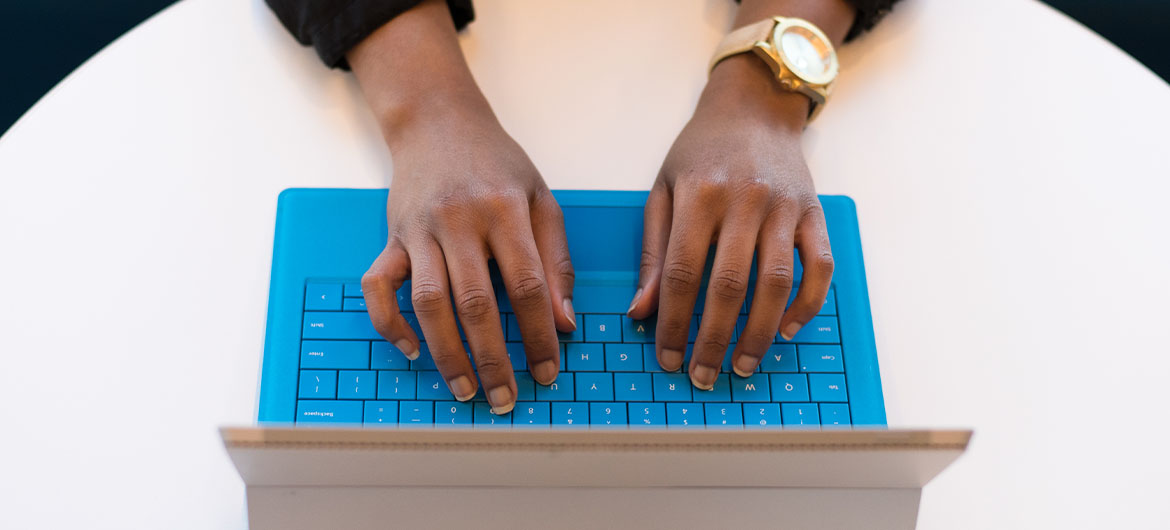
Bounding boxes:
[223,188,970,529]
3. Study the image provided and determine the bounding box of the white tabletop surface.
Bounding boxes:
[2,0,1169,527]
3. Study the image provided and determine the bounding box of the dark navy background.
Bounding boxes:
[0,0,1167,136]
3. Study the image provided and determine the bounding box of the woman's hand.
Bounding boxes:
[627,54,834,390]
[348,0,575,415]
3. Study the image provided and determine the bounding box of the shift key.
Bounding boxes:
[303,312,381,340]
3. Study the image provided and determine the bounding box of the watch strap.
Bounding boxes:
[708,18,777,73]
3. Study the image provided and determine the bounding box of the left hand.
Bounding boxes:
[627,54,834,389]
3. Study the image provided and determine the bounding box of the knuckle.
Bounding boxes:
[472,354,509,375]
[507,269,548,306]
[709,267,748,301]
[662,259,702,294]
[760,265,795,291]
[360,271,387,295]
[454,286,496,321]
[813,251,835,273]
[410,281,447,314]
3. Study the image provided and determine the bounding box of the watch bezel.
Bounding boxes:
[770,17,838,86]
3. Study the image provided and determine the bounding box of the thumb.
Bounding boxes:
[628,184,672,320]
[531,191,578,332]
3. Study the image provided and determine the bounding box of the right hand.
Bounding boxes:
[361,98,577,415]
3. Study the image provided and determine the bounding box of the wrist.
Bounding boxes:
[700,54,809,134]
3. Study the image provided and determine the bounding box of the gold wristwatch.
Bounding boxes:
[709,17,839,121]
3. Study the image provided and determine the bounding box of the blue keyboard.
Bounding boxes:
[295,278,849,429]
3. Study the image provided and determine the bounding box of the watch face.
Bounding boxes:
[777,25,835,84]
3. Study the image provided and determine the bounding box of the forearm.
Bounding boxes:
[346,0,493,144]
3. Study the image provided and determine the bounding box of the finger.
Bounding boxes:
[654,192,716,372]
[731,212,796,377]
[628,183,672,320]
[443,238,517,414]
[689,214,762,389]
[407,239,478,401]
[490,208,561,385]
[361,244,421,359]
[530,191,577,333]
[779,204,834,340]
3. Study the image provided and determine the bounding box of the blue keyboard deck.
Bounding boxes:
[295,278,848,429]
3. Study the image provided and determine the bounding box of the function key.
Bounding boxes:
[780,316,840,344]
[301,340,369,370]
[808,374,848,402]
[296,400,361,424]
[305,283,342,311]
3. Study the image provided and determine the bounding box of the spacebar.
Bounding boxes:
[303,311,381,340]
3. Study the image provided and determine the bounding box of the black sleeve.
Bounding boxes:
[265,0,474,69]
[732,0,900,42]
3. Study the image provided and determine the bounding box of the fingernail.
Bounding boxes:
[532,359,558,385]
[780,323,802,341]
[448,376,476,401]
[690,365,717,390]
[660,349,684,372]
[488,386,515,415]
[627,288,643,316]
[733,356,758,378]
[562,299,576,329]
[395,339,420,360]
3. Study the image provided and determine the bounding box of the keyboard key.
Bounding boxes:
[780,316,840,344]
[303,312,380,340]
[296,400,361,423]
[808,374,848,402]
[435,401,473,425]
[473,402,511,427]
[688,317,699,343]
[590,403,628,426]
[506,314,522,342]
[408,344,438,371]
[399,401,434,425]
[363,401,399,425]
[799,345,844,372]
[642,345,665,372]
[743,403,783,428]
[769,374,810,402]
[575,372,614,401]
[622,316,655,343]
[692,374,732,403]
[614,373,653,402]
[820,288,836,315]
[395,282,413,311]
[551,402,588,426]
[704,403,743,427]
[557,314,585,343]
[370,341,409,370]
[401,313,424,340]
[343,282,364,298]
[298,370,336,399]
[342,298,367,311]
[567,343,604,371]
[505,342,527,369]
[819,403,851,427]
[376,371,416,400]
[666,403,704,428]
[629,403,666,427]
[305,283,342,311]
[336,370,376,400]
[731,373,771,402]
[515,372,537,401]
[300,340,369,370]
[605,343,643,371]
[652,373,692,401]
[536,372,574,401]
[760,344,797,372]
[513,402,551,426]
[782,403,819,426]
[584,314,622,342]
[416,370,451,400]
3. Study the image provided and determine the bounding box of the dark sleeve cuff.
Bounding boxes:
[842,0,897,42]
[266,0,475,69]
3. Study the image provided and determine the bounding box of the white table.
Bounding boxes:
[2,0,1168,527]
